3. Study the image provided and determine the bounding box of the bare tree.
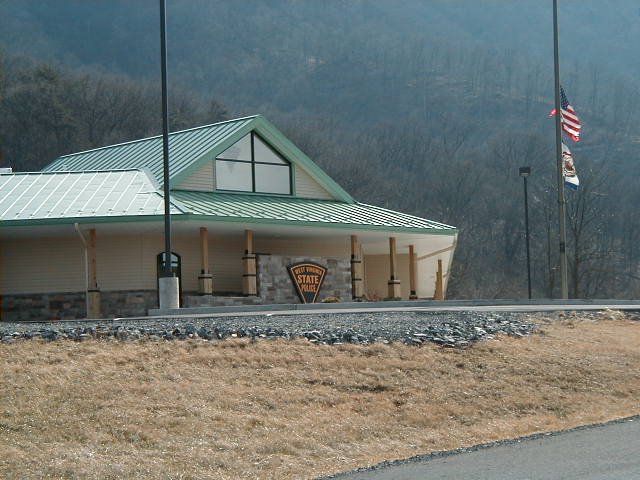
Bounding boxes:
[565,165,615,298]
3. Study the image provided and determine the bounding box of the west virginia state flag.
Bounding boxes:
[562,143,579,190]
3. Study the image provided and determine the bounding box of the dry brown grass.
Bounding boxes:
[1,313,639,479]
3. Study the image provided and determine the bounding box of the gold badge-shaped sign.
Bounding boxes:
[287,262,327,304]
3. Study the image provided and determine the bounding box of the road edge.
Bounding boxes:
[319,414,640,479]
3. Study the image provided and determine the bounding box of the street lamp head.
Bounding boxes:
[519,166,531,177]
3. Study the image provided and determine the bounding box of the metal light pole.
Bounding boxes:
[158,0,179,310]
[519,166,532,299]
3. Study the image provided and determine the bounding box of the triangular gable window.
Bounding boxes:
[215,132,291,195]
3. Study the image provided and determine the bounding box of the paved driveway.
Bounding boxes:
[331,418,640,480]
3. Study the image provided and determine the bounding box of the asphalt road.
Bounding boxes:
[331,418,640,480]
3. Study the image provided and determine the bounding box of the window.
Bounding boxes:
[215,133,291,194]
[157,252,181,278]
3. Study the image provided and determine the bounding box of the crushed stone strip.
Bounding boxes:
[0,311,545,346]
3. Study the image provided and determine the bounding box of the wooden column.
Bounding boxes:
[350,235,364,300]
[87,228,101,318]
[409,245,418,299]
[242,229,257,295]
[88,229,98,290]
[434,258,444,300]
[387,237,401,299]
[198,227,213,295]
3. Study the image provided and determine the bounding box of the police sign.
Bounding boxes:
[287,262,327,303]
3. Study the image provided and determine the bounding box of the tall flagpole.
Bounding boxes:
[553,0,569,299]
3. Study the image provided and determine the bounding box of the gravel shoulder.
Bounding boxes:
[1,310,542,346]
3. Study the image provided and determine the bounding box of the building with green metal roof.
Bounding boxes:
[1,115,456,320]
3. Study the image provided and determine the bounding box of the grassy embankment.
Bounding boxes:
[2,311,639,479]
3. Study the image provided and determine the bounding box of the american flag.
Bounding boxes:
[550,86,581,142]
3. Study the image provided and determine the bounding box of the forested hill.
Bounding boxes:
[1,1,639,299]
[2,0,640,123]
[3,1,640,77]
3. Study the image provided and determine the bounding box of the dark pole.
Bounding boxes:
[553,0,568,298]
[160,0,172,277]
[520,167,532,299]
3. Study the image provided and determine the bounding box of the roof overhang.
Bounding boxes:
[0,215,456,256]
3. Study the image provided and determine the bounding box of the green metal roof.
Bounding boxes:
[42,115,355,203]
[172,190,456,234]
[43,116,256,187]
[0,170,182,225]
[18,115,455,234]
[1,170,455,235]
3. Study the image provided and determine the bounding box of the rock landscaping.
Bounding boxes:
[0,311,540,346]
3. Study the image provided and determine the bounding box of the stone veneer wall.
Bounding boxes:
[184,295,265,307]
[101,291,158,317]
[257,255,352,304]
[1,292,86,322]
[1,291,158,321]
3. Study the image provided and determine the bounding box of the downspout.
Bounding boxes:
[74,223,89,316]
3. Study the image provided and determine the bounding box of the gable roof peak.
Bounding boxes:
[42,114,354,203]
[168,114,261,137]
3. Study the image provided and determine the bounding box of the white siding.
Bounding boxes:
[4,231,426,299]
[416,256,437,299]
[363,249,454,300]
[93,233,245,294]
[177,161,214,191]
[0,232,246,295]
[0,234,170,294]
[415,246,455,298]
[96,235,155,291]
[171,235,199,292]
[363,254,412,300]
[1,237,85,294]
[295,167,334,200]
[208,234,244,293]
[255,236,350,258]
